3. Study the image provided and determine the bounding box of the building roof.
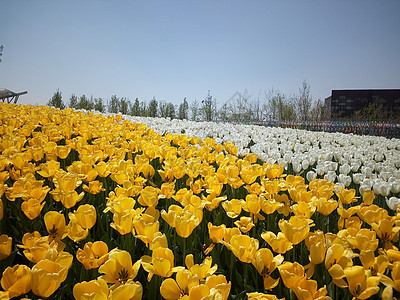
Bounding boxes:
[0,88,27,103]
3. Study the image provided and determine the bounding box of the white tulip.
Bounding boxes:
[386,197,400,210]
[391,180,400,194]
[352,173,365,185]
[315,164,325,176]
[338,174,352,187]
[380,182,392,197]
[324,171,337,182]
[375,153,384,162]
[329,162,338,172]
[306,171,317,182]
[379,171,392,181]
[362,178,374,189]
[350,162,361,172]
[302,160,310,170]
[339,164,351,175]
[359,185,370,196]
[292,161,302,174]
[361,166,372,178]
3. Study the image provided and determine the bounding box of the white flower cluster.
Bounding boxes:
[84,110,400,209]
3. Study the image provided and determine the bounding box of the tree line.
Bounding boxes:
[47,81,332,122]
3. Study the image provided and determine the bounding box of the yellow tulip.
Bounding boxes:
[260,197,283,215]
[315,197,338,216]
[31,259,68,297]
[0,199,3,221]
[44,211,68,242]
[325,243,354,288]
[381,261,400,292]
[359,249,389,276]
[264,164,284,180]
[83,180,105,194]
[261,231,293,254]
[357,204,388,225]
[240,166,259,185]
[344,228,379,251]
[185,254,217,283]
[149,232,169,251]
[252,248,284,290]
[292,278,330,300]
[278,215,313,245]
[0,234,12,260]
[138,186,159,207]
[141,247,184,281]
[335,187,358,205]
[225,234,259,263]
[21,198,45,220]
[305,230,326,265]
[362,189,375,205]
[55,145,71,159]
[204,274,231,300]
[73,278,109,300]
[68,204,97,229]
[202,192,227,211]
[133,218,160,246]
[247,292,282,299]
[67,221,89,242]
[98,249,141,289]
[37,160,60,178]
[0,264,31,297]
[243,194,265,222]
[221,199,243,218]
[160,269,199,299]
[110,208,136,235]
[344,266,380,299]
[76,241,109,270]
[158,182,175,199]
[108,280,143,299]
[94,161,112,177]
[278,261,305,290]
[234,216,255,233]
[371,217,400,246]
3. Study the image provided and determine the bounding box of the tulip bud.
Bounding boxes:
[0,234,12,260]
[306,171,317,182]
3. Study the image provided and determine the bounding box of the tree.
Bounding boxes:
[263,89,297,121]
[148,97,158,117]
[310,99,325,121]
[218,103,231,121]
[296,79,312,121]
[120,97,129,115]
[263,89,280,121]
[165,103,176,119]
[190,99,200,121]
[47,89,65,109]
[200,91,217,121]
[178,98,189,120]
[0,45,3,63]
[94,98,106,113]
[76,94,93,110]
[131,98,140,116]
[158,100,168,118]
[69,94,78,108]
[108,95,120,113]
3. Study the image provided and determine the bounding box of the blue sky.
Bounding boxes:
[1,1,399,107]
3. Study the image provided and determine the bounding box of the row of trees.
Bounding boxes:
[47,81,327,122]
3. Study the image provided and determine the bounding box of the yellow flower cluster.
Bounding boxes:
[0,102,400,299]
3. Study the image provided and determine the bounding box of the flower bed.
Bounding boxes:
[0,103,400,299]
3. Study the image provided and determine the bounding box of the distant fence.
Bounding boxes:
[223,120,400,139]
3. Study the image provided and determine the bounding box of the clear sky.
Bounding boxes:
[1,1,399,107]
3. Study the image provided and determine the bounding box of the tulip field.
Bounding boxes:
[1,103,400,299]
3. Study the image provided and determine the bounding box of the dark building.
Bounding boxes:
[325,89,400,120]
